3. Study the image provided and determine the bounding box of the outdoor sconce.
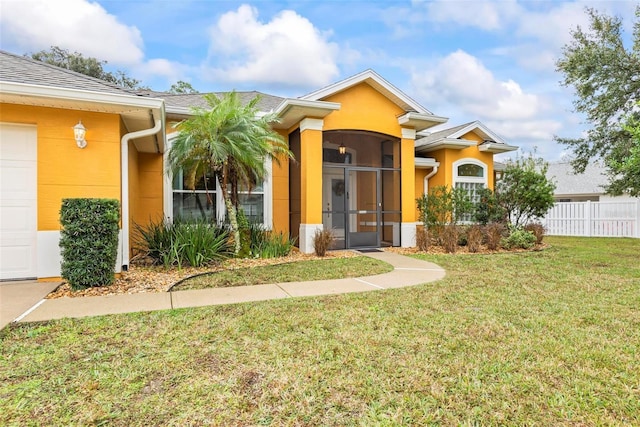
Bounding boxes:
[74,120,87,148]
[339,143,346,155]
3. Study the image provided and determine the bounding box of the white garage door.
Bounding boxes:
[0,123,37,280]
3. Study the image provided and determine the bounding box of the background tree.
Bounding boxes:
[555,7,640,196]
[167,92,294,255]
[495,153,556,228]
[169,81,198,94]
[30,46,144,89]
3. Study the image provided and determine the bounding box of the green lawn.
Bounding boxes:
[173,256,393,290]
[1,236,639,426]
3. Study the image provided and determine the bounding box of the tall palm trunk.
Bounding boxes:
[225,197,241,255]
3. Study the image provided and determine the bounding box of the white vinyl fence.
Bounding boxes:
[543,200,640,238]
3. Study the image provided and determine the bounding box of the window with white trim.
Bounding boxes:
[172,170,217,221]
[453,159,488,221]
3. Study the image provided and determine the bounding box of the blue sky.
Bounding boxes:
[1,0,636,160]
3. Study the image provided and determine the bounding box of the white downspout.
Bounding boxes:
[120,110,164,271]
[423,165,439,194]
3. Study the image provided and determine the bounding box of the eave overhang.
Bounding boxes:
[414,157,440,169]
[415,138,476,153]
[479,142,519,154]
[398,112,448,132]
[0,81,166,153]
[272,98,341,130]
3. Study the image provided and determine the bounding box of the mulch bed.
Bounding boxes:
[46,244,548,299]
[46,250,358,299]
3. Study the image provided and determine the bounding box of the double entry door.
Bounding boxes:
[322,168,381,249]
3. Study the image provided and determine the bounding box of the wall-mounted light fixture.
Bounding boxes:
[338,143,346,155]
[74,121,87,148]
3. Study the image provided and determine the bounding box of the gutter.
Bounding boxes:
[120,108,164,271]
[424,165,439,194]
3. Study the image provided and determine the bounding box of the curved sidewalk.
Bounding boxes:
[13,251,446,325]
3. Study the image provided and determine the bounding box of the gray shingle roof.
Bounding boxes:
[0,50,139,96]
[141,90,284,112]
[415,121,475,146]
[546,162,609,196]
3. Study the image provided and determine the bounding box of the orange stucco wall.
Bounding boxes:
[136,152,164,225]
[0,104,122,231]
[299,126,323,224]
[428,147,495,190]
[322,83,405,136]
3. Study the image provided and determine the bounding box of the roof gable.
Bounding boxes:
[300,69,432,114]
[415,120,517,154]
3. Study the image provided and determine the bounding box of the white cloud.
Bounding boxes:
[205,4,339,88]
[487,119,562,142]
[132,59,188,85]
[516,2,591,48]
[411,50,542,121]
[0,0,144,65]
[421,0,520,31]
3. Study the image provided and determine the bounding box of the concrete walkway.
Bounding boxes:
[5,251,445,327]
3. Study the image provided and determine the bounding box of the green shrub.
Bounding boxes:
[240,222,295,258]
[175,221,230,266]
[254,231,296,258]
[313,228,334,257]
[417,186,473,246]
[524,222,546,244]
[495,153,556,227]
[501,227,536,250]
[467,225,483,253]
[134,218,230,268]
[59,198,120,290]
[133,217,176,267]
[473,188,506,225]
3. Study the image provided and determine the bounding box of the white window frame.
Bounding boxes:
[453,158,488,189]
[453,158,488,223]
[164,133,273,228]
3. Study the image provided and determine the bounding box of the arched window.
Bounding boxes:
[453,159,488,221]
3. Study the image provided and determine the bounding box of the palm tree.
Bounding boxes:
[168,91,293,255]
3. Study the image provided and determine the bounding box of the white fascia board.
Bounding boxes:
[300,69,432,114]
[273,98,340,130]
[479,143,519,153]
[449,120,508,145]
[416,138,476,152]
[398,112,449,131]
[274,98,341,116]
[0,81,164,111]
[414,157,440,168]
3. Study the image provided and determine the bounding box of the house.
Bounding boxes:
[0,50,517,281]
[547,162,637,202]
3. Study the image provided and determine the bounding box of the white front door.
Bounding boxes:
[0,123,37,280]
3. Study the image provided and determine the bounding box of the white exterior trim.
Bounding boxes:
[0,81,164,110]
[453,158,488,187]
[401,222,417,248]
[263,158,273,230]
[300,118,324,132]
[299,223,323,254]
[448,120,508,146]
[401,128,416,140]
[120,110,164,270]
